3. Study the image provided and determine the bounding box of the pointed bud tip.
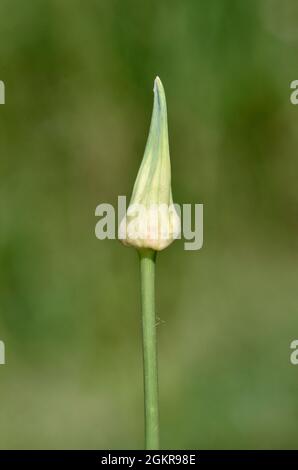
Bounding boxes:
[154,76,163,92]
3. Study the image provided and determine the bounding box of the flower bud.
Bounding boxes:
[119,77,181,251]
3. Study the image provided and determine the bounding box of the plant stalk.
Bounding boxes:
[139,248,159,449]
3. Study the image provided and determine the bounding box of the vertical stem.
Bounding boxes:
[139,248,159,450]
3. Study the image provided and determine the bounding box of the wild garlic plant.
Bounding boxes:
[119,77,180,449]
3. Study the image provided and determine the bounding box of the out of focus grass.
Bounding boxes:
[0,0,298,449]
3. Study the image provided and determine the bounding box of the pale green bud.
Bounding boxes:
[119,77,181,251]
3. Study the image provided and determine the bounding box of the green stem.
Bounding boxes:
[139,248,159,450]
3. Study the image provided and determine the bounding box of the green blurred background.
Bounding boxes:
[1,0,298,449]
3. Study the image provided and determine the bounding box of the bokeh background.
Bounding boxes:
[1,0,298,449]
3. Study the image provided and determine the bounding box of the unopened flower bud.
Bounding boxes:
[119,77,181,251]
